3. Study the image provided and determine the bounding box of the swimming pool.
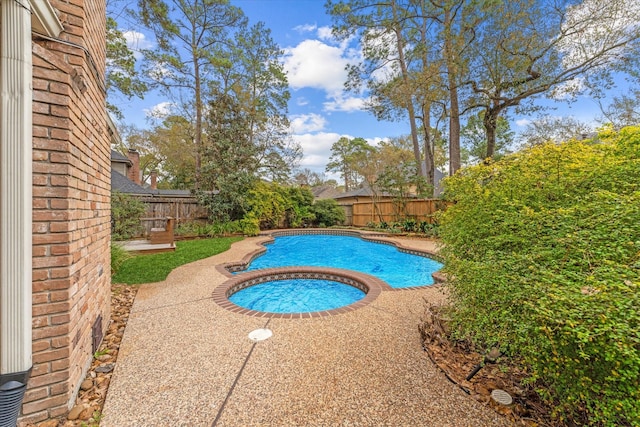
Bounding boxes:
[229,277,366,313]
[242,234,442,288]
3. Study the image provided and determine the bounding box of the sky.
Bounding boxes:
[112,0,630,180]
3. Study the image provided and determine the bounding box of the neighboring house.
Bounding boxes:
[1,0,111,425]
[110,150,207,231]
[110,149,132,179]
[110,149,151,196]
[310,185,341,200]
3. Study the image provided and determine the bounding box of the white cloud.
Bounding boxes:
[282,37,368,115]
[293,132,346,173]
[290,113,327,133]
[122,30,153,59]
[516,118,532,127]
[282,39,354,95]
[291,131,388,179]
[294,23,317,33]
[317,26,335,41]
[144,101,174,119]
[323,96,366,113]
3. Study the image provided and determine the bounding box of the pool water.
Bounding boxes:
[244,234,442,288]
[229,278,365,313]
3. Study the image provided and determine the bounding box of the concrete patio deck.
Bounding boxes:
[101,235,510,426]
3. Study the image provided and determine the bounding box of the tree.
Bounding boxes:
[199,91,257,222]
[106,12,146,118]
[293,169,324,187]
[327,0,483,187]
[325,137,374,191]
[327,0,438,189]
[434,0,478,176]
[599,88,640,129]
[374,139,429,220]
[135,0,246,188]
[151,115,196,189]
[466,0,640,158]
[518,115,593,148]
[217,20,298,183]
[460,112,514,165]
[111,192,146,240]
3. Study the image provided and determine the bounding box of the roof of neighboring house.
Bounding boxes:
[111,149,131,165]
[333,185,394,200]
[112,168,196,198]
[311,185,341,200]
[111,169,152,195]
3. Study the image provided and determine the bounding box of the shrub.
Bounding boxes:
[311,199,345,227]
[110,242,132,275]
[175,221,209,237]
[239,217,260,236]
[283,187,315,228]
[243,182,315,230]
[439,126,640,426]
[111,192,146,240]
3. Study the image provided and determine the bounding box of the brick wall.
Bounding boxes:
[21,0,111,423]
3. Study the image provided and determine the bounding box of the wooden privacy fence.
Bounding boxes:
[137,196,208,235]
[348,199,450,227]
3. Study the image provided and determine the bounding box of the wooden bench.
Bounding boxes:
[149,217,175,246]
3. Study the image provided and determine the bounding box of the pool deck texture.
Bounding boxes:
[101,233,510,426]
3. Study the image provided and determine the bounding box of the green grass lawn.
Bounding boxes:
[112,236,243,284]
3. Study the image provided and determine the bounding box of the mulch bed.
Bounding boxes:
[27,283,138,427]
[419,302,557,427]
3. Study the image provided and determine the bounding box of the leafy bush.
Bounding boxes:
[175,219,259,237]
[174,221,210,237]
[438,126,640,426]
[283,186,315,228]
[111,192,146,240]
[310,199,345,227]
[238,217,260,236]
[244,182,315,229]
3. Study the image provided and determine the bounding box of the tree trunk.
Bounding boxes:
[484,108,498,159]
[194,56,202,189]
[422,105,436,196]
[444,6,461,176]
[392,0,426,179]
[483,100,503,160]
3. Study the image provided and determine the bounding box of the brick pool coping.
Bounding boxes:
[212,229,445,318]
[212,266,388,319]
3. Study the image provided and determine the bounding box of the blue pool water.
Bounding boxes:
[229,278,365,313]
[244,234,442,288]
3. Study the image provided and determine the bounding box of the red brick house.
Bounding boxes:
[0,0,111,424]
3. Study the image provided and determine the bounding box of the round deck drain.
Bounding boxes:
[248,328,272,342]
[490,389,513,405]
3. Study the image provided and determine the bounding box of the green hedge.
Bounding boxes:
[439,126,640,426]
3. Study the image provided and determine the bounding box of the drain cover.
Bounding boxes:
[248,328,272,342]
[491,389,513,405]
